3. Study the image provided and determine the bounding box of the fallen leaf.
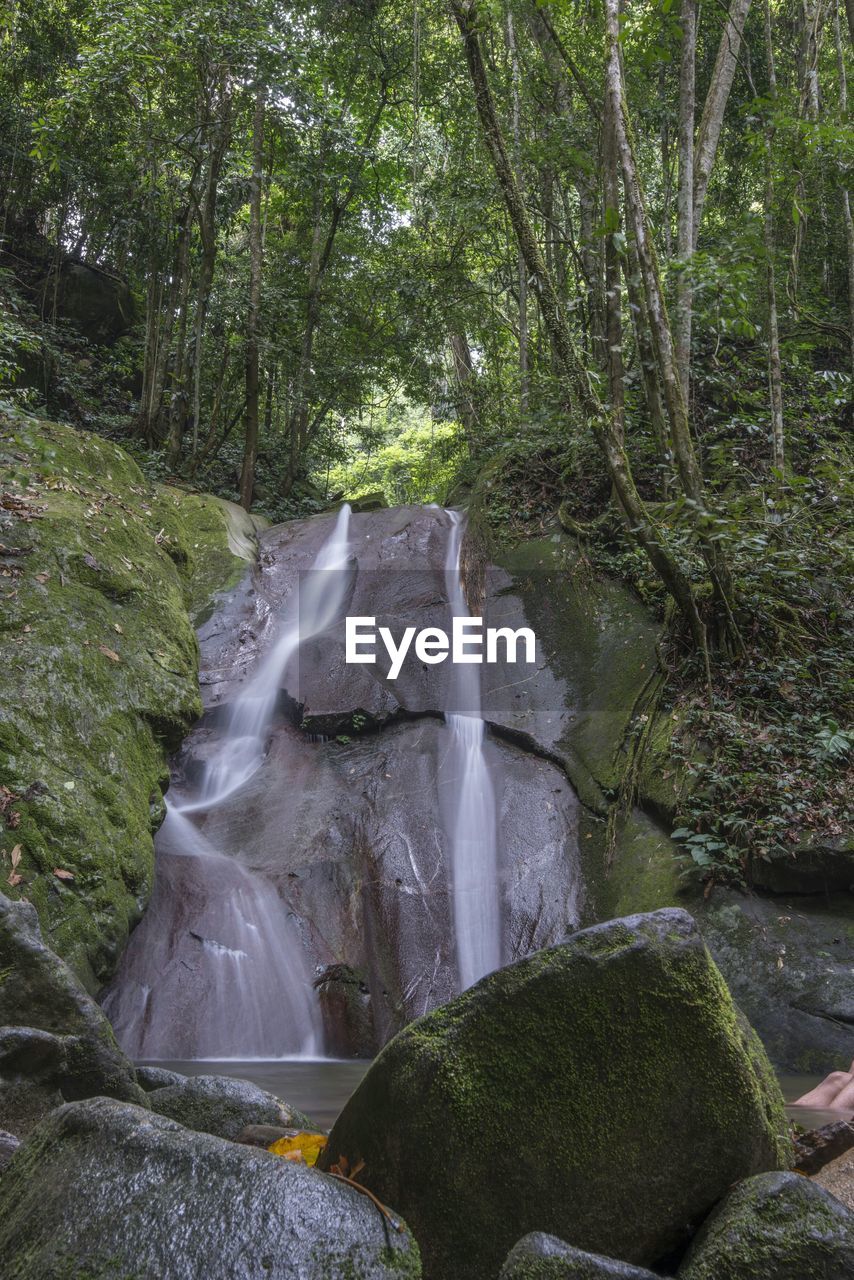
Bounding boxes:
[99,645,120,663]
[53,868,75,881]
[11,844,22,868]
[7,871,23,886]
[113,623,123,634]
[35,572,50,584]
[267,1132,328,1167]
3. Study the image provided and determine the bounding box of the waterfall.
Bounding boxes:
[187,502,353,812]
[105,505,352,1060]
[443,511,502,990]
[102,808,323,1059]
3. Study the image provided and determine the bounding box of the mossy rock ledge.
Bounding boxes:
[499,1233,659,1279]
[319,908,791,1280]
[0,413,258,988]
[676,1171,854,1279]
[0,1097,422,1280]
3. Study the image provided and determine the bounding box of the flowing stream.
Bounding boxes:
[443,511,502,990]
[103,506,353,1059]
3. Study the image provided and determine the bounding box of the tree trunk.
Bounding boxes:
[834,0,854,378]
[764,0,784,474]
[450,333,479,452]
[507,10,529,413]
[693,0,753,244]
[675,0,696,398]
[603,73,624,443]
[449,0,709,657]
[240,89,265,511]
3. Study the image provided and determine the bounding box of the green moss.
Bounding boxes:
[0,414,252,988]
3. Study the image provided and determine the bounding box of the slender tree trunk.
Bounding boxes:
[240,90,265,511]
[763,0,785,474]
[449,0,709,657]
[834,0,854,378]
[624,244,670,494]
[450,333,479,452]
[603,74,624,443]
[693,0,753,244]
[507,10,529,412]
[603,0,740,637]
[675,0,696,398]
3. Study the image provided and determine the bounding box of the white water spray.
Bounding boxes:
[187,503,352,811]
[443,511,501,989]
[107,506,352,1060]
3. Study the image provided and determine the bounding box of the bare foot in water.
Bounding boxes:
[793,1060,854,1114]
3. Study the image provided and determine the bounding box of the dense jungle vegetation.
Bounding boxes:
[1,0,851,887]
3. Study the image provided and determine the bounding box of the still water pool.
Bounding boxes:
[140,1063,844,1134]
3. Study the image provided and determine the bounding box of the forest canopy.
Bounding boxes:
[1,0,852,880]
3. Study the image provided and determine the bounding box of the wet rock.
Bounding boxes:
[697,890,854,1073]
[749,837,854,895]
[320,909,790,1280]
[235,1123,306,1148]
[793,1119,854,1175]
[315,964,376,1058]
[147,1073,313,1141]
[500,1233,660,1278]
[134,1064,187,1092]
[814,1150,854,1213]
[677,1171,854,1279]
[0,1097,421,1279]
[0,893,145,1135]
[0,1128,20,1173]
[106,716,582,1057]
[350,490,388,512]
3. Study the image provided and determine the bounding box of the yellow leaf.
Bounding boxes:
[268,1132,328,1167]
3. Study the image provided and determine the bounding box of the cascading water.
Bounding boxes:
[443,510,502,990]
[189,502,353,811]
[105,505,352,1059]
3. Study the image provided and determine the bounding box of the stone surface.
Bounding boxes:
[319,909,790,1280]
[104,715,582,1057]
[749,837,854,896]
[147,1072,314,1140]
[814,1150,854,1213]
[499,1234,659,1278]
[0,1128,20,1173]
[0,893,144,1135]
[697,890,854,1073]
[0,415,252,986]
[677,1171,854,1279]
[0,1097,421,1279]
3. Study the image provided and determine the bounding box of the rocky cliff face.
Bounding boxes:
[0,414,259,988]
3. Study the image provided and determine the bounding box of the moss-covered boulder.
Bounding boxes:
[0,1097,422,1279]
[0,892,145,1135]
[677,1171,854,1279]
[146,1072,314,1140]
[0,413,256,986]
[320,909,790,1280]
[499,1234,659,1279]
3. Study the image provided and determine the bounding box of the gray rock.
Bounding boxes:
[319,909,791,1280]
[0,1128,20,1173]
[677,1171,854,1279]
[0,1097,421,1279]
[147,1072,314,1140]
[134,1063,188,1092]
[749,837,854,895]
[500,1233,659,1278]
[0,894,145,1135]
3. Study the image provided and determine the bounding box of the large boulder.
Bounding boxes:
[147,1072,314,1140]
[677,1171,854,1279]
[0,1097,421,1279]
[319,909,790,1280]
[499,1234,659,1278]
[0,414,256,986]
[0,893,145,1135]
